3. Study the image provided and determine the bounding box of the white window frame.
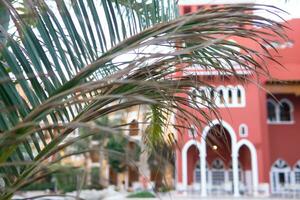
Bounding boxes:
[278,99,294,123]
[267,98,294,125]
[270,159,291,194]
[239,124,248,137]
[190,85,246,108]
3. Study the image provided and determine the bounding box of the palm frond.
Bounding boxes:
[0,1,288,198]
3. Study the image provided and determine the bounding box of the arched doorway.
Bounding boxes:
[236,139,259,196]
[270,159,291,194]
[237,145,250,194]
[201,122,238,196]
[181,140,202,192]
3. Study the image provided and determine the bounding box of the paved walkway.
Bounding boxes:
[14,190,300,200]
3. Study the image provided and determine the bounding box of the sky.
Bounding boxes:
[178,0,300,21]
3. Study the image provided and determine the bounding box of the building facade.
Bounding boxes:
[175,2,300,197]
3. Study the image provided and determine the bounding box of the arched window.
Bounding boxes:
[199,88,206,105]
[129,119,139,136]
[293,161,300,185]
[237,89,242,104]
[211,159,225,186]
[239,124,248,137]
[279,99,293,122]
[228,89,233,104]
[267,100,277,122]
[210,89,215,104]
[188,125,197,138]
[190,89,198,106]
[219,89,225,104]
[236,85,246,106]
[271,159,291,194]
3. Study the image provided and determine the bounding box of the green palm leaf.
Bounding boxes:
[0,1,287,198]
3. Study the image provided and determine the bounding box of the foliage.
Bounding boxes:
[127,191,155,198]
[90,166,100,188]
[20,182,54,191]
[54,167,83,193]
[106,136,127,173]
[0,0,288,199]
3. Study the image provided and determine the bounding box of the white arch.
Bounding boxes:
[236,139,259,196]
[279,98,294,111]
[279,98,294,122]
[182,140,202,191]
[270,159,291,194]
[201,119,237,148]
[200,119,239,196]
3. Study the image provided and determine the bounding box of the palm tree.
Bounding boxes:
[0,0,287,199]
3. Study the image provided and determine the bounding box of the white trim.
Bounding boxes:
[189,85,246,108]
[201,119,237,145]
[182,140,202,191]
[200,120,238,196]
[267,98,294,124]
[270,159,291,194]
[236,139,259,196]
[279,98,294,122]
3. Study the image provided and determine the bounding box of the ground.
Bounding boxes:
[13,190,300,200]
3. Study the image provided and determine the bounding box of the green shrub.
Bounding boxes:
[54,167,83,193]
[127,191,155,198]
[21,182,54,191]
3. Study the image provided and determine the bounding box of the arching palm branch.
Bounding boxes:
[0,0,287,199]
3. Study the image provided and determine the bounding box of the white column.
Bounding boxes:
[252,154,259,196]
[182,149,188,192]
[232,154,240,197]
[200,146,207,196]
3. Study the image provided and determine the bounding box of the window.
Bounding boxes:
[191,85,245,108]
[190,89,198,104]
[270,159,291,194]
[129,119,139,136]
[210,89,215,104]
[211,159,225,185]
[194,163,201,183]
[239,124,248,137]
[294,161,300,184]
[279,100,293,122]
[188,126,197,138]
[237,89,242,104]
[267,98,293,124]
[183,6,191,14]
[228,89,233,104]
[219,89,225,104]
[267,100,277,122]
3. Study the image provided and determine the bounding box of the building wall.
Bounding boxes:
[268,94,300,166]
[176,2,300,194]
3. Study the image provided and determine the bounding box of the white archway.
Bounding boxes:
[200,119,239,196]
[236,139,259,196]
[182,140,202,191]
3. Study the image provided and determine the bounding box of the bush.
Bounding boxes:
[54,167,83,193]
[21,182,54,191]
[127,191,155,198]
